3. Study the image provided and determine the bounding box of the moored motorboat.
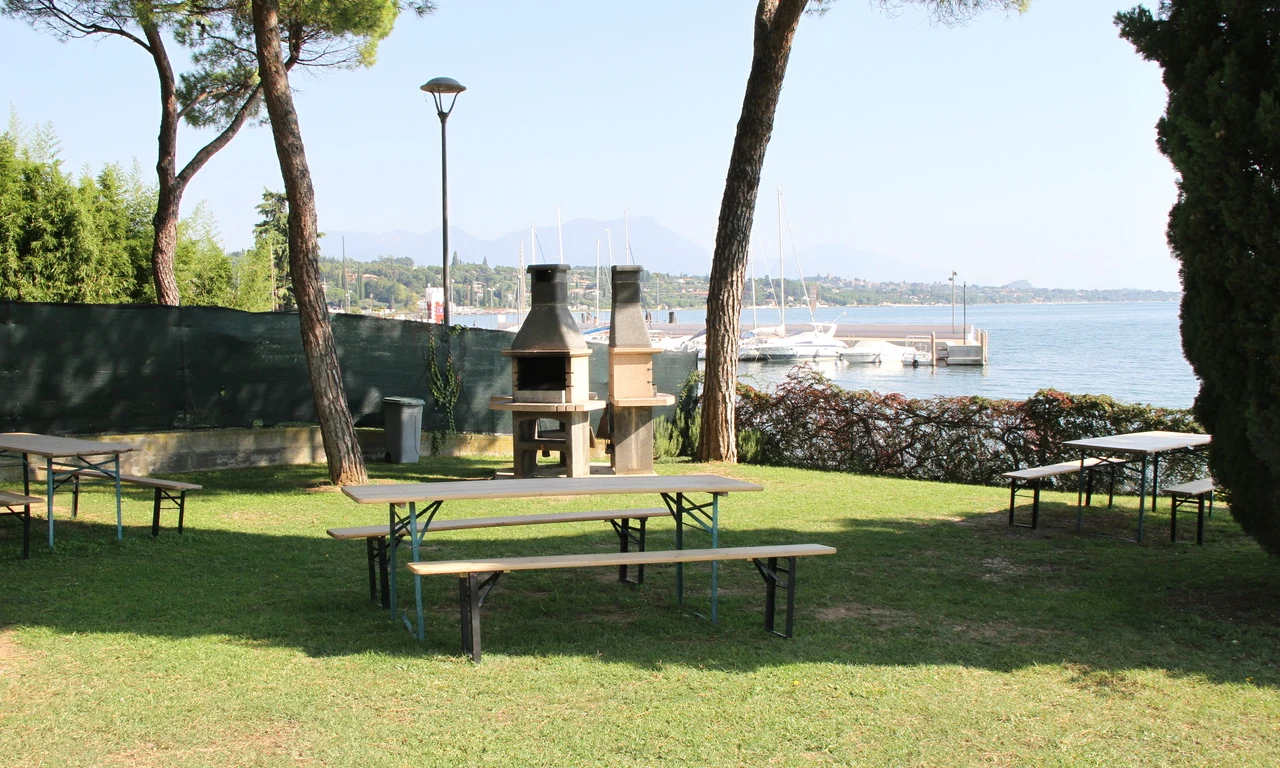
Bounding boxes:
[754,322,848,360]
[840,339,916,365]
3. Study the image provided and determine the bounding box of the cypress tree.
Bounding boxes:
[1118,2,1280,553]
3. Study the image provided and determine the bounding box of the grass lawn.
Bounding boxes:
[2,457,1277,766]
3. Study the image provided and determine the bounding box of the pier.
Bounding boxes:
[642,321,990,365]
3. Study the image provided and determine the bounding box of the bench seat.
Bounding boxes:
[331,508,673,608]
[70,469,202,492]
[407,543,837,662]
[1,490,43,560]
[1163,478,1216,545]
[69,469,200,536]
[1003,457,1127,529]
[327,507,670,540]
[1163,478,1215,497]
[0,491,42,506]
[1001,456,1121,481]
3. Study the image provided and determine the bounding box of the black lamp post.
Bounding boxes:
[421,76,466,326]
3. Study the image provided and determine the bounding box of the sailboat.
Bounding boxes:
[747,188,848,362]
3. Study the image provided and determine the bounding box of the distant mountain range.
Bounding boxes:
[318,216,933,283]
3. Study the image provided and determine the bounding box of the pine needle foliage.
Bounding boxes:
[1118,2,1280,554]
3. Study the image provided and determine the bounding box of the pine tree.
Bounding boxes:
[1119,1,1280,553]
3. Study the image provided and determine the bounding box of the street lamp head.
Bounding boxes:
[420,76,465,95]
[421,77,465,117]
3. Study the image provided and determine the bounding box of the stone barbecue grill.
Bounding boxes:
[489,264,604,477]
[606,266,674,475]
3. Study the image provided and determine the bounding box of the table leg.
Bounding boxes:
[1137,453,1148,522]
[409,501,425,642]
[674,493,685,604]
[114,454,123,540]
[45,457,54,548]
[387,503,398,619]
[1076,452,1086,508]
[1075,451,1086,534]
[710,495,720,624]
[1140,454,1158,544]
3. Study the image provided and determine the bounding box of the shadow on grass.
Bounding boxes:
[2,481,1276,687]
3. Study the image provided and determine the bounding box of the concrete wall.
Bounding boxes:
[0,426,611,481]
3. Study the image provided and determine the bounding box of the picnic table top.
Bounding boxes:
[1062,430,1211,455]
[0,432,138,458]
[342,474,763,505]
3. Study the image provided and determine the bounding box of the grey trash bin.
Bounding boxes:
[383,397,425,463]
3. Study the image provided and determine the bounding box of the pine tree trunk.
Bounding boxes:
[143,21,183,307]
[698,0,807,462]
[251,0,368,485]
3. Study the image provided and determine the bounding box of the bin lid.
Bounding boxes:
[383,396,426,406]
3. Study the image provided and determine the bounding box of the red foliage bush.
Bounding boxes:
[733,367,1205,490]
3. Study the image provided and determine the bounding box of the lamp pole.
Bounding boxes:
[421,76,466,327]
[949,271,957,333]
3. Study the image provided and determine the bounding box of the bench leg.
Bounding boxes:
[617,517,630,583]
[754,556,798,638]
[366,538,379,604]
[177,491,186,534]
[72,475,80,519]
[637,518,646,584]
[459,572,503,663]
[379,538,391,610]
[1108,464,1117,509]
[1031,481,1041,530]
[613,518,648,585]
[21,508,30,560]
[152,488,162,537]
[1170,496,1178,543]
[1197,495,1205,546]
[1085,469,1094,508]
[1008,482,1017,526]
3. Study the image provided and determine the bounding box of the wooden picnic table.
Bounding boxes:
[0,432,137,547]
[1062,430,1211,542]
[341,474,763,641]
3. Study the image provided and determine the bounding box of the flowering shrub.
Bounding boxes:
[732,368,1206,490]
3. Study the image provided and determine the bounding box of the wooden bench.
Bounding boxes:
[1,490,42,560]
[407,543,838,662]
[1163,478,1215,545]
[1003,457,1126,529]
[328,507,673,609]
[70,470,201,536]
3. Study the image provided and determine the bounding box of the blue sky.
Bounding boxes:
[0,1,1178,289]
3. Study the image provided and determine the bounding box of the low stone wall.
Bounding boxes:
[0,426,605,480]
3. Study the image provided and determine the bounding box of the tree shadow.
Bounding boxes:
[2,492,1275,688]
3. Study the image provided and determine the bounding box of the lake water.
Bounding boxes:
[456,301,1199,408]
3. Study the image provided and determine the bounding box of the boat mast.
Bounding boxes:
[624,208,632,265]
[778,189,816,325]
[595,239,601,320]
[517,240,526,324]
[530,223,538,264]
[777,187,785,337]
[750,236,758,331]
[605,229,614,267]
[556,205,564,264]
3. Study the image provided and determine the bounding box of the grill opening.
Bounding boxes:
[515,356,569,392]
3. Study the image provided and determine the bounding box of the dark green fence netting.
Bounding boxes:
[0,303,697,436]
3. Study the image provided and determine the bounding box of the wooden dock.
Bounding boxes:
[643,322,989,365]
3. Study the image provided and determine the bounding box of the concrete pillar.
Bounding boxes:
[611,406,655,475]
